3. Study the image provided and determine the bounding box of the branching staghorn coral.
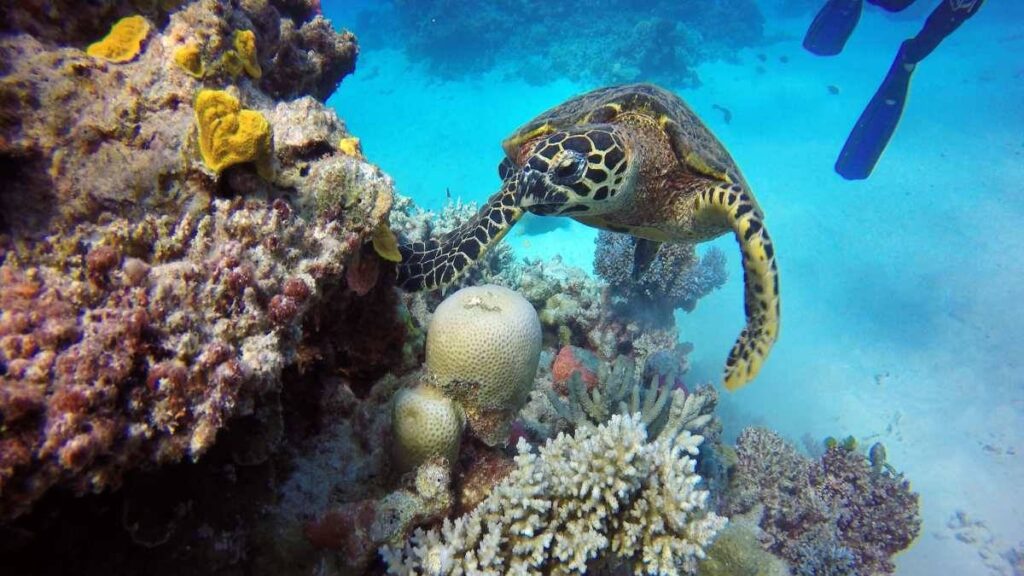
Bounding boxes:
[380,413,725,575]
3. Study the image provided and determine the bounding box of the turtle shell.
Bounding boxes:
[502,83,745,189]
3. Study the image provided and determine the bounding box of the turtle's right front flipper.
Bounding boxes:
[695,183,781,391]
[397,178,523,292]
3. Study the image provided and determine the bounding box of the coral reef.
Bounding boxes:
[522,352,719,445]
[365,0,765,86]
[391,385,465,471]
[725,428,922,575]
[0,0,381,523]
[381,413,725,575]
[594,231,729,326]
[424,284,542,446]
[697,519,790,576]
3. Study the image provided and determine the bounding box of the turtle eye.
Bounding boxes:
[550,152,585,184]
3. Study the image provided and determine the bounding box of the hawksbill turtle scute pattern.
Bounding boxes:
[396,84,779,391]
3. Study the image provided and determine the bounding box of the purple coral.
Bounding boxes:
[725,428,921,575]
[811,445,922,574]
[594,231,728,325]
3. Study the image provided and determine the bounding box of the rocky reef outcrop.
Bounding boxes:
[0,0,389,524]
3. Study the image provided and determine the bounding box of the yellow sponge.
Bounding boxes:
[87,15,150,63]
[194,89,271,173]
[232,30,262,79]
[172,42,204,77]
[392,385,465,471]
[426,285,541,445]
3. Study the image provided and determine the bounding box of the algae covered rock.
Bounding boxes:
[0,0,384,524]
[425,284,542,445]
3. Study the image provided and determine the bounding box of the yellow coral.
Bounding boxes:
[194,89,271,174]
[372,221,402,262]
[172,42,204,77]
[232,30,262,79]
[87,15,150,63]
[338,136,363,158]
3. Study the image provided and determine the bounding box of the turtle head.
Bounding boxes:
[513,126,637,217]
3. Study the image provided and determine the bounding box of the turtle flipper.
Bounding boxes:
[695,184,780,391]
[397,179,523,292]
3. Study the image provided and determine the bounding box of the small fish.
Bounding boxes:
[827,84,840,95]
[446,187,451,200]
[711,104,732,125]
[756,53,767,62]
[869,442,887,475]
[779,55,790,64]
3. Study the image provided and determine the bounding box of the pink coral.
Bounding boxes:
[550,345,599,395]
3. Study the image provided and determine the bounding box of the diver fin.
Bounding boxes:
[803,0,863,56]
[631,238,662,280]
[835,46,914,180]
[694,184,780,391]
[396,178,523,291]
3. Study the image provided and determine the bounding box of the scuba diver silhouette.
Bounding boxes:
[803,0,985,180]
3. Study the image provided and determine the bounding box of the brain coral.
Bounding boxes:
[392,384,465,471]
[425,284,541,446]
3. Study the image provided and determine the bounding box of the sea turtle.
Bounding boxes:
[397,84,779,391]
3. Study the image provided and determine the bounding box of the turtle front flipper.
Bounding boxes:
[397,179,523,292]
[695,183,780,391]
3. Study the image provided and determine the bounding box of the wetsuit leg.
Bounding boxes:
[835,0,986,179]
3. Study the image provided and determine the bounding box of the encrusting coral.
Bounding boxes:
[424,284,542,446]
[86,14,151,62]
[381,413,725,575]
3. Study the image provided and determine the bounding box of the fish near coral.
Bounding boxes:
[194,89,271,174]
[397,84,780,391]
[86,15,150,63]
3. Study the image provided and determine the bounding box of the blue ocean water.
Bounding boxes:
[323,1,1023,574]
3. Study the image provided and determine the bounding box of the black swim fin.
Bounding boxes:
[835,45,915,180]
[803,0,863,56]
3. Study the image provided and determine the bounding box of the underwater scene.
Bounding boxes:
[0,0,1021,574]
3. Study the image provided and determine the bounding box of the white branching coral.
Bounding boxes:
[380,413,725,575]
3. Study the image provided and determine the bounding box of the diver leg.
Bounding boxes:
[803,0,864,56]
[835,0,986,179]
